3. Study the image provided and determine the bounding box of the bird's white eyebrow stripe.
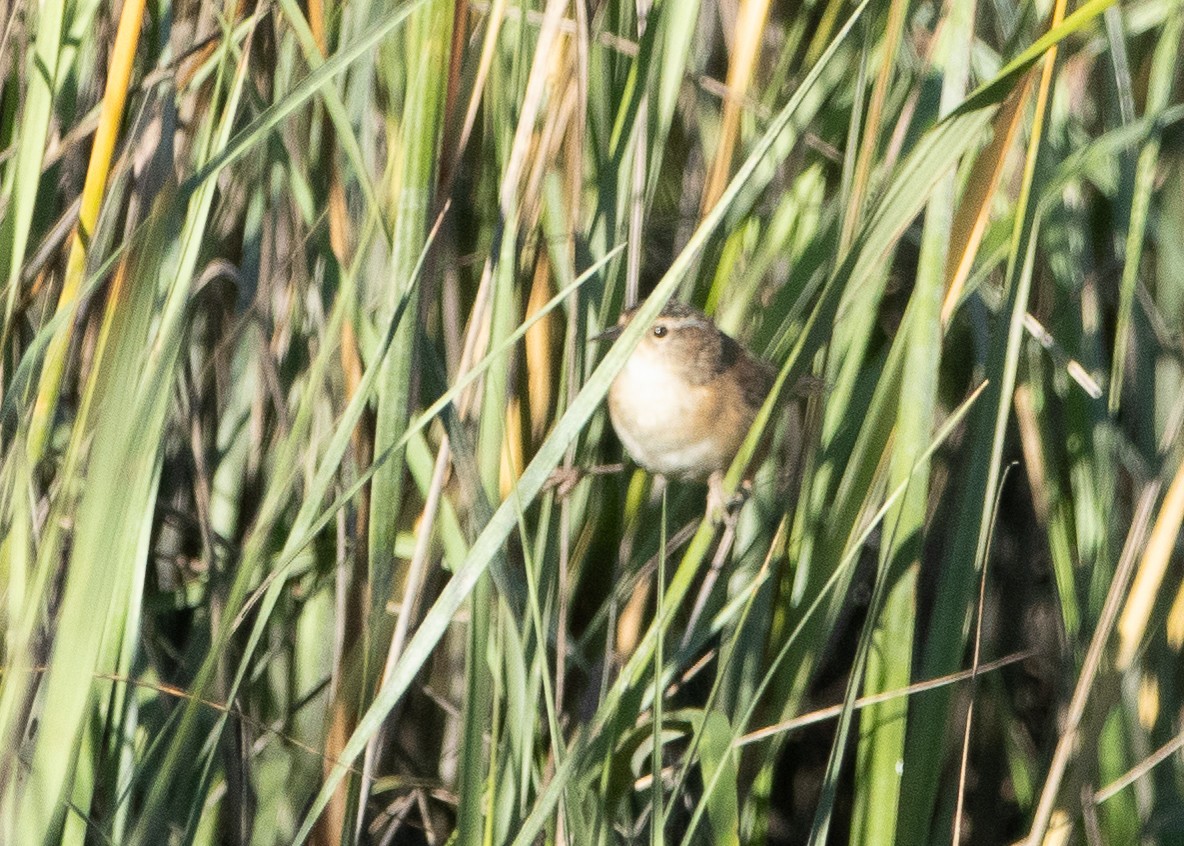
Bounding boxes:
[664,316,710,331]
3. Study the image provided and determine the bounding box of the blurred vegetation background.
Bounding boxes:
[1,0,1183,843]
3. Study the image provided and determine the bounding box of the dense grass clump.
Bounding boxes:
[0,0,1182,843]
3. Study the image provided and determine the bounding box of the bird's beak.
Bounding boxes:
[590,324,623,343]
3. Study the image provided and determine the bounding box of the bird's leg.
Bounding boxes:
[544,462,626,497]
[706,471,726,523]
[707,471,752,525]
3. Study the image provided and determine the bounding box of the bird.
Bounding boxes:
[596,300,775,517]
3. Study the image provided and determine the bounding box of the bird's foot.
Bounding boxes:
[544,463,626,497]
[707,472,751,525]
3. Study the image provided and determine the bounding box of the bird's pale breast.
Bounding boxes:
[607,344,755,480]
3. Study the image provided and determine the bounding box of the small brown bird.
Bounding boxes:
[597,301,774,515]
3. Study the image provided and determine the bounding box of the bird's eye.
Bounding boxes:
[653,325,668,338]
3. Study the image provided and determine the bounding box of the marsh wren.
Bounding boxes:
[597,301,774,515]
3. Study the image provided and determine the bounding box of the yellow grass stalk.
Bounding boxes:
[500,397,525,499]
[28,0,147,461]
[940,80,1032,324]
[838,0,908,249]
[1117,457,1184,669]
[1165,573,1184,650]
[700,0,771,214]
[525,256,555,441]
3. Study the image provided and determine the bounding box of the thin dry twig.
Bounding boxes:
[738,650,1034,746]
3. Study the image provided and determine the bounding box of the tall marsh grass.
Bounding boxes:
[0,0,1182,843]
